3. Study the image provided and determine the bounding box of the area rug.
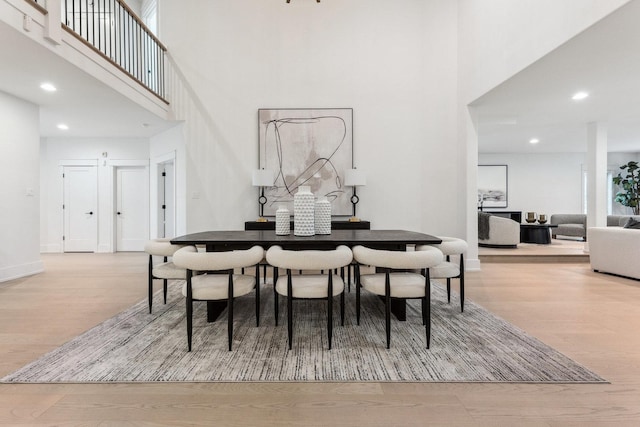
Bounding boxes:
[1,282,605,383]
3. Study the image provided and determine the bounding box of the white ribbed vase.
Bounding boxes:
[315,198,331,235]
[275,206,290,236]
[294,186,315,236]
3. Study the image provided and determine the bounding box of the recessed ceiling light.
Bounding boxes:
[529,138,539,144]
[572,91,589,100]
[40,82,57,92]
[57,124,69,130]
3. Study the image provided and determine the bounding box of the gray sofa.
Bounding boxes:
[550,214,640,240]
[550,214,587,240]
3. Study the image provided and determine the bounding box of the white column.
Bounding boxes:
[464,106,481,271]
[586,122,608,243]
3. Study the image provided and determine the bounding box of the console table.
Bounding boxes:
[245,220,371,230]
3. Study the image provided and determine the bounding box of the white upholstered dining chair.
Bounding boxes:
[417,237,468,312]
[352,245,443,349]
[265,245,353,350]
[172,245,265,351]
[144,238,188,314]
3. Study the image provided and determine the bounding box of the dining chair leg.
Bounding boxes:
[385,270,391,349]
[287,270,293,350]
[163,256,168,304]
[186,270,193,352]
[446,278,451,303]
[460,254,465,313]
[274,268,279,326]
[148,255,153,314]
[425,269,431,349]
[255,264,260,327]
[355,264,361,325]
[340,290,345,326]
[328,271,333,350]
[228,272,234,351]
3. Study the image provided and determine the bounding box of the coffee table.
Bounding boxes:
[520,223,558,244]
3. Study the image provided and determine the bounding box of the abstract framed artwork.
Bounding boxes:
[478,165,508,208]
[258,108,353,216]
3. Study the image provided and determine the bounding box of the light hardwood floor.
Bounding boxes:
[1,252,640,426]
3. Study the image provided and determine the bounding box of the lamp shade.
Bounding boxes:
[344,169,366,186]
[252,169,275,187]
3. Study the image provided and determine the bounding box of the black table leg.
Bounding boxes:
[207,301,227,322]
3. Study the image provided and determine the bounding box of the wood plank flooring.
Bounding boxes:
[1,252,640,426]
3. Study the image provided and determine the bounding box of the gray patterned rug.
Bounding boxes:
[2,282,604,383]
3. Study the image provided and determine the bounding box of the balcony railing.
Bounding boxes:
[32,0,167,101]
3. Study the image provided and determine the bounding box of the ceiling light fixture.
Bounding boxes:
[57,124,69,130]
[529,138,539,144]
[286,0,320,3]
[572,91,589,100]
[40,82,57,92]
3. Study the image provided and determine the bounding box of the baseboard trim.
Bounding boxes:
[0,260,45,283]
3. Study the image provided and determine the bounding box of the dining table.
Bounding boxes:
[171,229,442,321]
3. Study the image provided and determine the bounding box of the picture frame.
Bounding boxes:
[258,108,354,216]
[478,165,508,208]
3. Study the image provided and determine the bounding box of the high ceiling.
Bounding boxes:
[0,20,174,138]
[472,1,640,154]
[2,3,639,149]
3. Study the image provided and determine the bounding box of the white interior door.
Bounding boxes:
[116,166,149,251]
[63,166,98,252]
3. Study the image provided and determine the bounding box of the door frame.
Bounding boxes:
[150,151,176,239]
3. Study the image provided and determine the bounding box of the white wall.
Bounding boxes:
[479,153,585,217]
[0,91,43,282]
[479,151,640,218]
[159,0,460,237]
[40,138,149,252]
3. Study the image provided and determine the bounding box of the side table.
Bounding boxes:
[520,223,558,244]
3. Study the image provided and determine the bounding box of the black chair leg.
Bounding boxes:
[163,279,168,304]
[446,278,451,303]
[385,271,391,349]
[340,290,345,326]
[255,265,260,327]
[355,264,361,325]
[328,272,333,350]
[274,268,279,326]
[186,270,193,351]
[163,256,168,304]
[426,269,431,349]
[460,254,465,313]
[228,273,234,351]
[287,270,293,350]
[148,255,153,314]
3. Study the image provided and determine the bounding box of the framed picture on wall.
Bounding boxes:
[478,164,508,208]
[258,108,354,216]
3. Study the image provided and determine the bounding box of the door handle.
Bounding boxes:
[86,211,94,215]
[117,212,121,215]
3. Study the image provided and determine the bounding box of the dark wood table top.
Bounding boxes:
[171,229,441,250]
[520,223,558,228]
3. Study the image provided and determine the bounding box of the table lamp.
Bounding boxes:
[252,169,275,222]
[344,168,366,222]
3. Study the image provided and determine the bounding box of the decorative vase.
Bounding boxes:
[525,212,537,223]
[294,186,315,236]
[275,205,290,235]
[538,214,547,224]
[314,197,331,235]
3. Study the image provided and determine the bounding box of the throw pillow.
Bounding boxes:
[623,217,640,229]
